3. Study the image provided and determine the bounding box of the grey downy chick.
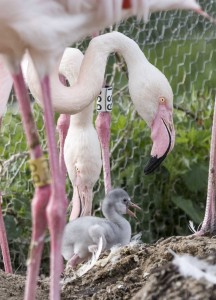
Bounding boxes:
[62,188,141,268]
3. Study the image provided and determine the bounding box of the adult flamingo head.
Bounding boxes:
[128,60,175,175]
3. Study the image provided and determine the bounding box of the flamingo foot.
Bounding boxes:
[194,216,216,236]
[95,112,112,194]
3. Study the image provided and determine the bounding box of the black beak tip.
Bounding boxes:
[144,119,172,175]
[144,155,167,175]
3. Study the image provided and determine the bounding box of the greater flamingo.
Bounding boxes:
[27,32,175,176]
[59,48,102,220]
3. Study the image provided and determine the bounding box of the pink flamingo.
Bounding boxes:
[96,0,216,193]
[27,31,175,198]
[58,48,102,220]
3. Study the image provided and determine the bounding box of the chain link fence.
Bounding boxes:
[0,0,216,272]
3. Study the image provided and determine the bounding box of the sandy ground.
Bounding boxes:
[0,235,216,300]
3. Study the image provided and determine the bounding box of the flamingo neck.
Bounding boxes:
[47,32,148,114]
[69,102,94,126]
[103,206,129,227]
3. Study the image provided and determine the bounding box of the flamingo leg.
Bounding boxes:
[0,59,14,273]
[57,75,70,178]
[56,113,70,274]
[95,111,112,194]
[0,193,12,273]
[69,185,93,221]
[195,97,216,235]
[40,76,67,300]
[57,113,70,178]
[12,68,50,300]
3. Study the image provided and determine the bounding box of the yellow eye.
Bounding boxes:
[159,97,166,104]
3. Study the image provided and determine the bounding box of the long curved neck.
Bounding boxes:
[28,32,148,115]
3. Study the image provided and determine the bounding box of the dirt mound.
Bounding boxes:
[0,236,216,300]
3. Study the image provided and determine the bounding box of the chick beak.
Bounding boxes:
[126,202,141,218]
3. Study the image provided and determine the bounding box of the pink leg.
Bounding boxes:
[24,186,50,300]
[57,114,70,179]
[0,193,12,273]
[12,69,50,300]
[95,112,112,194]
[57,74,70,178]
[40,76,67,300]
[0,97,12,273]
[195,97,216,235]
[56,114,70,274]
[69,185,93,221]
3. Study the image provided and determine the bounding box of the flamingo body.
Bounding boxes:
[57,48,103,220]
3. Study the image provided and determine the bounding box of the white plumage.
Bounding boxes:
[171,250,216,284]
[59,48,102,220]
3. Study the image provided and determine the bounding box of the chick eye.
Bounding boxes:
[123,198,128,203]
[159,97,166,104]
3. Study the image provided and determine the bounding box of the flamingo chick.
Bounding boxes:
[59,48,102,220]
[62,188,140,268]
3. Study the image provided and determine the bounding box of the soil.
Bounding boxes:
[0,235,216,300]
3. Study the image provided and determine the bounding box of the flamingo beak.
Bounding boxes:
[126,201,141,218]
[144,105,175,175]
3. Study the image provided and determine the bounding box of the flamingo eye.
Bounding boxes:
[123,198,128,203]
[159,97,166,104]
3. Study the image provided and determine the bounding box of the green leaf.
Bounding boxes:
[4,215,21,240]
[171,196,203,223]
[182,164,208,193]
